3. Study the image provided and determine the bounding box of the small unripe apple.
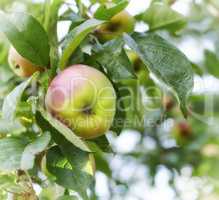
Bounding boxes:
[95,11,135,42]
[127,51,149,84]
[172,121,192,145]
[45,64,116,139]
[8,46,43,77]
[162,95,175,111]
[127,51,145,73]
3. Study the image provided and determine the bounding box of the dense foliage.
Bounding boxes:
[0,0,218,199]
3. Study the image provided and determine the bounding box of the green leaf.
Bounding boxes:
[0,119,26,135]
[47,146,93,199]
[94,38,136,81]
[21,132,51,170]
[59,9,85,23]
[0,138,27,171]
[57,196,78,200]
[44,0,64,79]
[59,19,105,69]
[89,135,112,153]
[0,66,13,83]
[87,142,112,177]
[110,79,145,134]
[110,83,126,134]
[204,50,219,77]
[38,108,91,152]
[90,0,108,4]
[142,2,187,33]
[118,79,144,132]
[2,72,39,120]
[94,0,129,20]
[0,12,50,66]
[39,184,65,200]
[0,174,25,194]
[124,33,193,117]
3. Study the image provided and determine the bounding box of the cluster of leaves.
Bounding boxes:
[0,0,218,199]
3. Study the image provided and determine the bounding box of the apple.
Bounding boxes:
[172,121,192,145]
[127,51,145,74]
[45,64,116,139]
[95,11,135,42]
[162,95,175,111]
[8,46,43,77]
[127,51,149,84]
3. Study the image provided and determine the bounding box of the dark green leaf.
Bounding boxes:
[191,62,203,76]
[0,12,50,66]
[110,83,126,134]
[89,135,112,153]
[47,146,93,199]
[124,33,193,117]
[204,50,219,77]
[94,38,136,81]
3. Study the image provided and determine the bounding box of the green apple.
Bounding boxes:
[127,51,145,74]
[8,46,43,77]
[127,51,149,84]
[95,11,135,42]
[45,64,116,139]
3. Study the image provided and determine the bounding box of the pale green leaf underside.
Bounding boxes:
[60,19,105,69]
[2,72,39,120]
[39,108,91,152]
[21,132,51,170]
[0,138,26,171]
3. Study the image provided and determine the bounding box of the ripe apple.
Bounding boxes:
[95,11,135,42]
[8,46,43,77]
[45,64,116,139]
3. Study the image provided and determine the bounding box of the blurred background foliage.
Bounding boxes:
[0,0,219,200]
